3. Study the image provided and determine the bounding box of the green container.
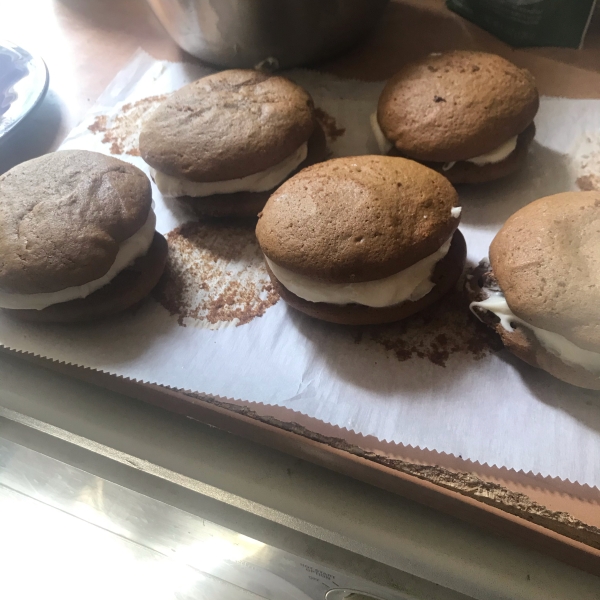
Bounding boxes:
[447,0,597,48]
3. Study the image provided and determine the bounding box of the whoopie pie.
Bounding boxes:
[469,191,600,389]
[0,150,167,322]
[140,69,327,218]
[374,51,539,184]
[256,155,465,325]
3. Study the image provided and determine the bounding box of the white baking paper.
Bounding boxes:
[2,51,600,487]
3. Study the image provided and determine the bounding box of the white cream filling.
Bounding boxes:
[370,112,393,155]
[470,293,600,375]
[267,235,454,308]
[443,136,518,170]
[466,135,518,165]
[0,209,157,310]
[152,143,308,198]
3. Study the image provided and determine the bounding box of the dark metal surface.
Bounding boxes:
[0,416,416,600]
[0,40,48,141]
[146,0,389,68]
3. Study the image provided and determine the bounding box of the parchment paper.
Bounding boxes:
[2,52,600,488]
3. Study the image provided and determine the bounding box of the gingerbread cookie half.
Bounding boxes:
[0,150,167,322]
[256,155,465,325]
[140,69,327,218]
[374,51,539,184]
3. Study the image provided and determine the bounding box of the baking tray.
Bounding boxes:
[5,347,600,577]
[4,0,600,579]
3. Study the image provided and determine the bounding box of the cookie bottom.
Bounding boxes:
[268,229,466,325]
[6,232,168,323]
[180,123,329,219]
[390,123,535,185]
[180,190,271,220]
[467,262,600,390]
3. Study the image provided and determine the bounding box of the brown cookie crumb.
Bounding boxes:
[314,107,345,142]
[88,95,168,156]
[576,174,600,191]
[153,221,279,328]
[88,115,107,134]
[573,133,600,193]
[357,287,502,367]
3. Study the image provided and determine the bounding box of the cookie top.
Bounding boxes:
[256,155,460,284]
[139,69,315,183]
[377,51,539,162]
[490,191,600,352]
[0,150,152,295]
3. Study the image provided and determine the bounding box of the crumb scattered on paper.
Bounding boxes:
[576,174,600,191]
[153,220,279,328]
[573,133,600,192]
[314,107,346,142]
[87,115,107,134]
[354,288,501,367]
[88,94,167,156]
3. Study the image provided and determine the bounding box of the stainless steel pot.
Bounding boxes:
[146,0,390,69]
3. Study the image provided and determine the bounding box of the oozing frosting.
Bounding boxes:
[152,143,308,198]
[464,136,518,166]
[443,136,518,170]
[370,112,393,155]
[0,209,157,310]
[471,293,600,375]
[267,234,455,308]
